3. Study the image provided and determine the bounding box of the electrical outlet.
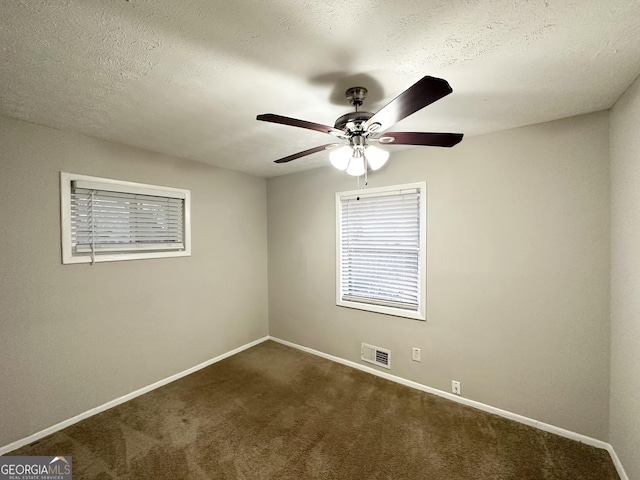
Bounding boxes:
[452,380,461,395]
[412,347,421,362]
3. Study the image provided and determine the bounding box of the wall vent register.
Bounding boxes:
[361,343,391,369]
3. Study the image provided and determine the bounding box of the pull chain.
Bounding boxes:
[356,158,369,200]
[364,160,368,186]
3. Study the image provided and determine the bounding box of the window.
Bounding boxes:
[60,172,191,264]
[335,182,426,320]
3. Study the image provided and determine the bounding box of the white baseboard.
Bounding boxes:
[0,336,270,456]
[604,444,630,480]
[268,336,629,480]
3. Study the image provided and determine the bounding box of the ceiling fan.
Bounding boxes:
[256,75,463,176]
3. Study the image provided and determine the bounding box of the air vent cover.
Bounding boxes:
[361,343,391,369]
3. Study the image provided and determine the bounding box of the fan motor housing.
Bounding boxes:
[334,111,374,133]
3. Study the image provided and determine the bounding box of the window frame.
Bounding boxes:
[335,182,427,321]
[60,172,191,264]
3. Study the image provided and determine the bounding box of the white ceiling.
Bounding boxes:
[1,1,639,177]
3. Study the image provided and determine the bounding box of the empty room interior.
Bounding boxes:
[1,1,639,479]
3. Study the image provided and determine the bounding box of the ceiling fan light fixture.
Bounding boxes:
[257,76,463,168]
[329,145,352,170]
[365,145,389,170]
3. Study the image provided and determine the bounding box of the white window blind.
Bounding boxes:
[61,173,191,264]
[336,183,425,320]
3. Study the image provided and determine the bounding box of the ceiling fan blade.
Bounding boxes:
[364,76,453,133]
[374,132,463,147]
[273,143,340,163]
[257,114,346,138]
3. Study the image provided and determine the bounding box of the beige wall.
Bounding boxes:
[267,111,611,440]
[610,74,640,479]
[0,116,268,447]
[0,108,621,452]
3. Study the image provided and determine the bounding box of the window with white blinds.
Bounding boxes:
[336,182,426,320]
[61,172,191,264]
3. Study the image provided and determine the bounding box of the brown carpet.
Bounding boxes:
[8,341,619,479]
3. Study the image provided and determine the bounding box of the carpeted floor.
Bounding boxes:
[8,341,619,479]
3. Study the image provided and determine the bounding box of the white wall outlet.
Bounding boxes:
[412,347,421,362]
[452,380,461,395]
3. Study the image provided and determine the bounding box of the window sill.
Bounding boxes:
[336,299,426,321]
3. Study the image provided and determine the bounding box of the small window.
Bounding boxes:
[336,182,426,320]
[60,172,191,264]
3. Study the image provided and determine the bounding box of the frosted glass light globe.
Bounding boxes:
[365,145,389,170]
[346,156,366,176]
[329,146,352,170]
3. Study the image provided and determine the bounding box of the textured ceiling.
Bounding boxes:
[1,0,639,177]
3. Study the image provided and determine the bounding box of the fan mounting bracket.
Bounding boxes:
[345,87,368,107]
